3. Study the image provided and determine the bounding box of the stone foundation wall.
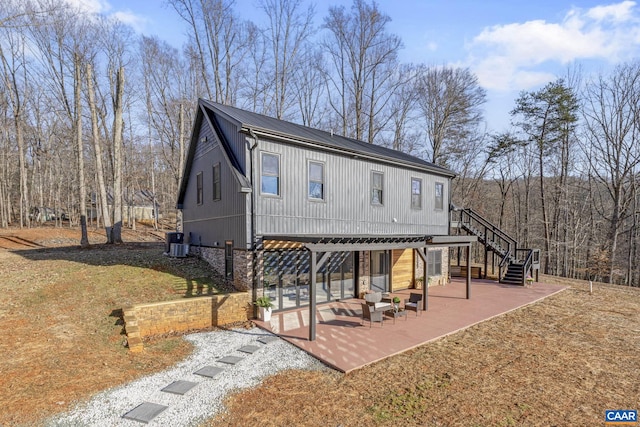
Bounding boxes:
[199,246,253,291]
[123,292,251,352]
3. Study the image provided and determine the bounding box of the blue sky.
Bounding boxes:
[68,0,640,132]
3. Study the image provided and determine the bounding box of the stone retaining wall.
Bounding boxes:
[123,292,251,352]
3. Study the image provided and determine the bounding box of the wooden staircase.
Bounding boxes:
[450,206,540,285]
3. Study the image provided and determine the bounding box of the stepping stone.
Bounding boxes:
[122,402,168,424]
[194,366,224,378]
[258,336,279,344]
[218,355,243,365]
[161,380,198,395]
[238,345,260,354]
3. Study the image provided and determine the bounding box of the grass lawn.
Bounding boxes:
[1,226,638,426]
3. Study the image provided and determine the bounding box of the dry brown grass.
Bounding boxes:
[0,225,231,426]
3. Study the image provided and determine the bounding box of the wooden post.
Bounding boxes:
[309,251,316,341]
[466,244,471,299]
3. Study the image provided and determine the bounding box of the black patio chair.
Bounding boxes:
[404,292,423,316]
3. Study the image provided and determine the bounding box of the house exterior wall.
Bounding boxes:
[415,247,450,287]
[181,120,249,248]
[253,138,450,237]
[199,246,253,291]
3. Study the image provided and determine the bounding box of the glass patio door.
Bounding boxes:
[370,250,389,292]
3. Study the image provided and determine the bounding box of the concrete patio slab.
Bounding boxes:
[255,278,566,373]
[122,402,168,424]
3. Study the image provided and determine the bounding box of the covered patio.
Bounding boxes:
[254,278,566,372]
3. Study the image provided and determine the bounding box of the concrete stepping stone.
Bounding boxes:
[258,336,279,344]
[161,380,198,395]
[238,345,260,354]
[218,355,243,365]
[194,366,224,378]
[122,402,167,424]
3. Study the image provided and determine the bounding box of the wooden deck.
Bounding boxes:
[254,278,566,373]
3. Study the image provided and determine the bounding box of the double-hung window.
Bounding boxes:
[428,250,442,275]
[212,163,221,201]
[196,172,203,205]
[371,171,384,205]
[435,182,444,210]
[411,178,422,209]
[261,152,280,196]
[308,161,324,200]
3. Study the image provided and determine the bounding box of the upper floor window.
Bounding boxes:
[435,182,444,210]
[212,163,221,201]
[196,172,203,205]
[308,161,324,200]
[261,152,280,196]
[411,177,422,209]
[371,171,384,205]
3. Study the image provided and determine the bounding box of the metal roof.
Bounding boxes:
[201,99,455,177]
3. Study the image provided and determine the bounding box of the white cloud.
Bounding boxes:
[62,0,110,15]
[468,1,640,92]
[112,10,148,33]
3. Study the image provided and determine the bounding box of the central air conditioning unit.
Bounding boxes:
[169,243,189,258]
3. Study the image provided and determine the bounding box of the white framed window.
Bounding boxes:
[371,171,384,205]
[308,161,324,200]
[411,177,422,209]
[261,152,280,196]
[428,250,442,275]
[435,182,444,210]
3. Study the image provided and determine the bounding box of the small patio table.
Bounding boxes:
[384,308,408,324]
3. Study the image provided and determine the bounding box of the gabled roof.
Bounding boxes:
[177,99,455,208]
[201,99,455,177]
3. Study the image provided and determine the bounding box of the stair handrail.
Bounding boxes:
[520,249,535,285]
[497,247,512,281]
[461,208,518,246]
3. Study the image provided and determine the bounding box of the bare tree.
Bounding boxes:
[322,0,401,142]
[582,62,640,283]
[416,65,486,167]
[259,0,314,120]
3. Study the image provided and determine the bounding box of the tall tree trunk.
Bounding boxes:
[75,54,89,247]
[87,63,112,242]
[111,66,125,243]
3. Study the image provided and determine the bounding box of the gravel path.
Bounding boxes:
[45,328,327,426]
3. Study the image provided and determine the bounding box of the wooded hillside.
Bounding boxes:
[1,0,638,285]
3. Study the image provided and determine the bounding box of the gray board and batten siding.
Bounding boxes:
[178,99,456,249]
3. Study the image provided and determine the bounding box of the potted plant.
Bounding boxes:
[254,296,274,322]
[392,296,401,312]
[526,275,534,286]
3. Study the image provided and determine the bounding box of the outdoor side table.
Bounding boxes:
[384,309,408,324]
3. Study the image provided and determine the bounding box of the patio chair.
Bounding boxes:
[361,303,384,327]
[404,293,423,316]
[364,292,391,311]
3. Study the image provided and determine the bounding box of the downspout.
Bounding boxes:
[247,129,259,312]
